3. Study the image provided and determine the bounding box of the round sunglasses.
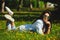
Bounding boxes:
[43,15,50,19]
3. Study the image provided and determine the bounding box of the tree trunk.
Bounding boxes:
[21,0,23,7]
[17,0,23,11]
[38,0,40,8]
[2,0,5,13]
[30,0,33,10]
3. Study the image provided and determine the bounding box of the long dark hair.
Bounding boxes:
[33,10,52,23]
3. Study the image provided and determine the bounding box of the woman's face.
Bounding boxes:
[43,13,50,21]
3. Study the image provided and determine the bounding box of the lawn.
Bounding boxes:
[0,20,60,40]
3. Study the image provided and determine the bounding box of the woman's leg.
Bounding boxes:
[11,22,16,30]
[18,24,33,31]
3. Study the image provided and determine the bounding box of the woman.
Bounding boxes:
[40,11,51,34]
[17,10,52,35]
[4,6,16,31]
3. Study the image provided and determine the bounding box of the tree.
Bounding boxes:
[17,0,23,11]
[30,0,33,10]
[2,0,5,13]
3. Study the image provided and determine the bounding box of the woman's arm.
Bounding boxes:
[46,21,51,34]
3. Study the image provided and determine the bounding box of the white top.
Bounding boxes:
[32,19,44,34]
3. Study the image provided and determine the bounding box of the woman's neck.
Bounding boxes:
[43,19,48,22]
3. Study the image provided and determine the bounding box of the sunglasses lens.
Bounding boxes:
[43,15,50,19]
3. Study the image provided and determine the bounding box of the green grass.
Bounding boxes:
[0,20,60,40]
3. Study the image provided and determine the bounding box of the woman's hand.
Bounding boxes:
[46,21,51,34]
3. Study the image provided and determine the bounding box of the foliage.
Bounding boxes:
[39,1,45,9]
